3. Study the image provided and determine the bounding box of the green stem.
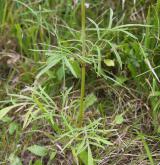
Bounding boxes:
[78,0,86,127]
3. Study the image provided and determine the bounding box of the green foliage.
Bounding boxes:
[27,145,48,157]
[114,114,124,125]
[0,0,160,164]
[137,132,155,165]
[9,154,22,165]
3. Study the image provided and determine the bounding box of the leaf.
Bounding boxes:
[145,58,160,83]
[79,150,88,165]
[9,122,18,135]
[115,76,128,85]
[0,107,14,120]
[84,93,97,111]
[49,151,57,161]
[70,60,81,78]
[89,136,113,146]
[0,104,23,120]
[97,137,113,145]
[65,58,78,78]
[108,8,113,28]
[139,43,160,83]
[97,46,102,75]
[76,139,87,155]
[71,148,79,165]
[88,145,94,165]
[23,105,35,129]
[14,24,23,48]
[115,114,124,124]
[1,116,12,123]
[36,55,62,79]
[33,160,43,165]
[128,63,137,77]
[9,154,22,165]
[106,41,122,69]
[87,17,100,40]
[56,66,64,81]
[137,132,154,165]
[104,59,115,67]
[27,145,48,157]
[33,95,47,113]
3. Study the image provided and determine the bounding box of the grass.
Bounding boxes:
[0,0,160,164]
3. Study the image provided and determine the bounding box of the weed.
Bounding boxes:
[1,0,160,164]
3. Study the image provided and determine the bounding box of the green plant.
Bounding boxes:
[1,0,160,164]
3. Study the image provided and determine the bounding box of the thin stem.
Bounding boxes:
[78,0,86,127]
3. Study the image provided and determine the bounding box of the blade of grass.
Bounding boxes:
[137,132,154,165]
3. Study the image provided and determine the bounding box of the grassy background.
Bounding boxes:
[0,0,160,164]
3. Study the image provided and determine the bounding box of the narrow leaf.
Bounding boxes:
[88,145,94,165]
[0,104,23,120]
[36,55,62,79]
[65,58,78,78]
